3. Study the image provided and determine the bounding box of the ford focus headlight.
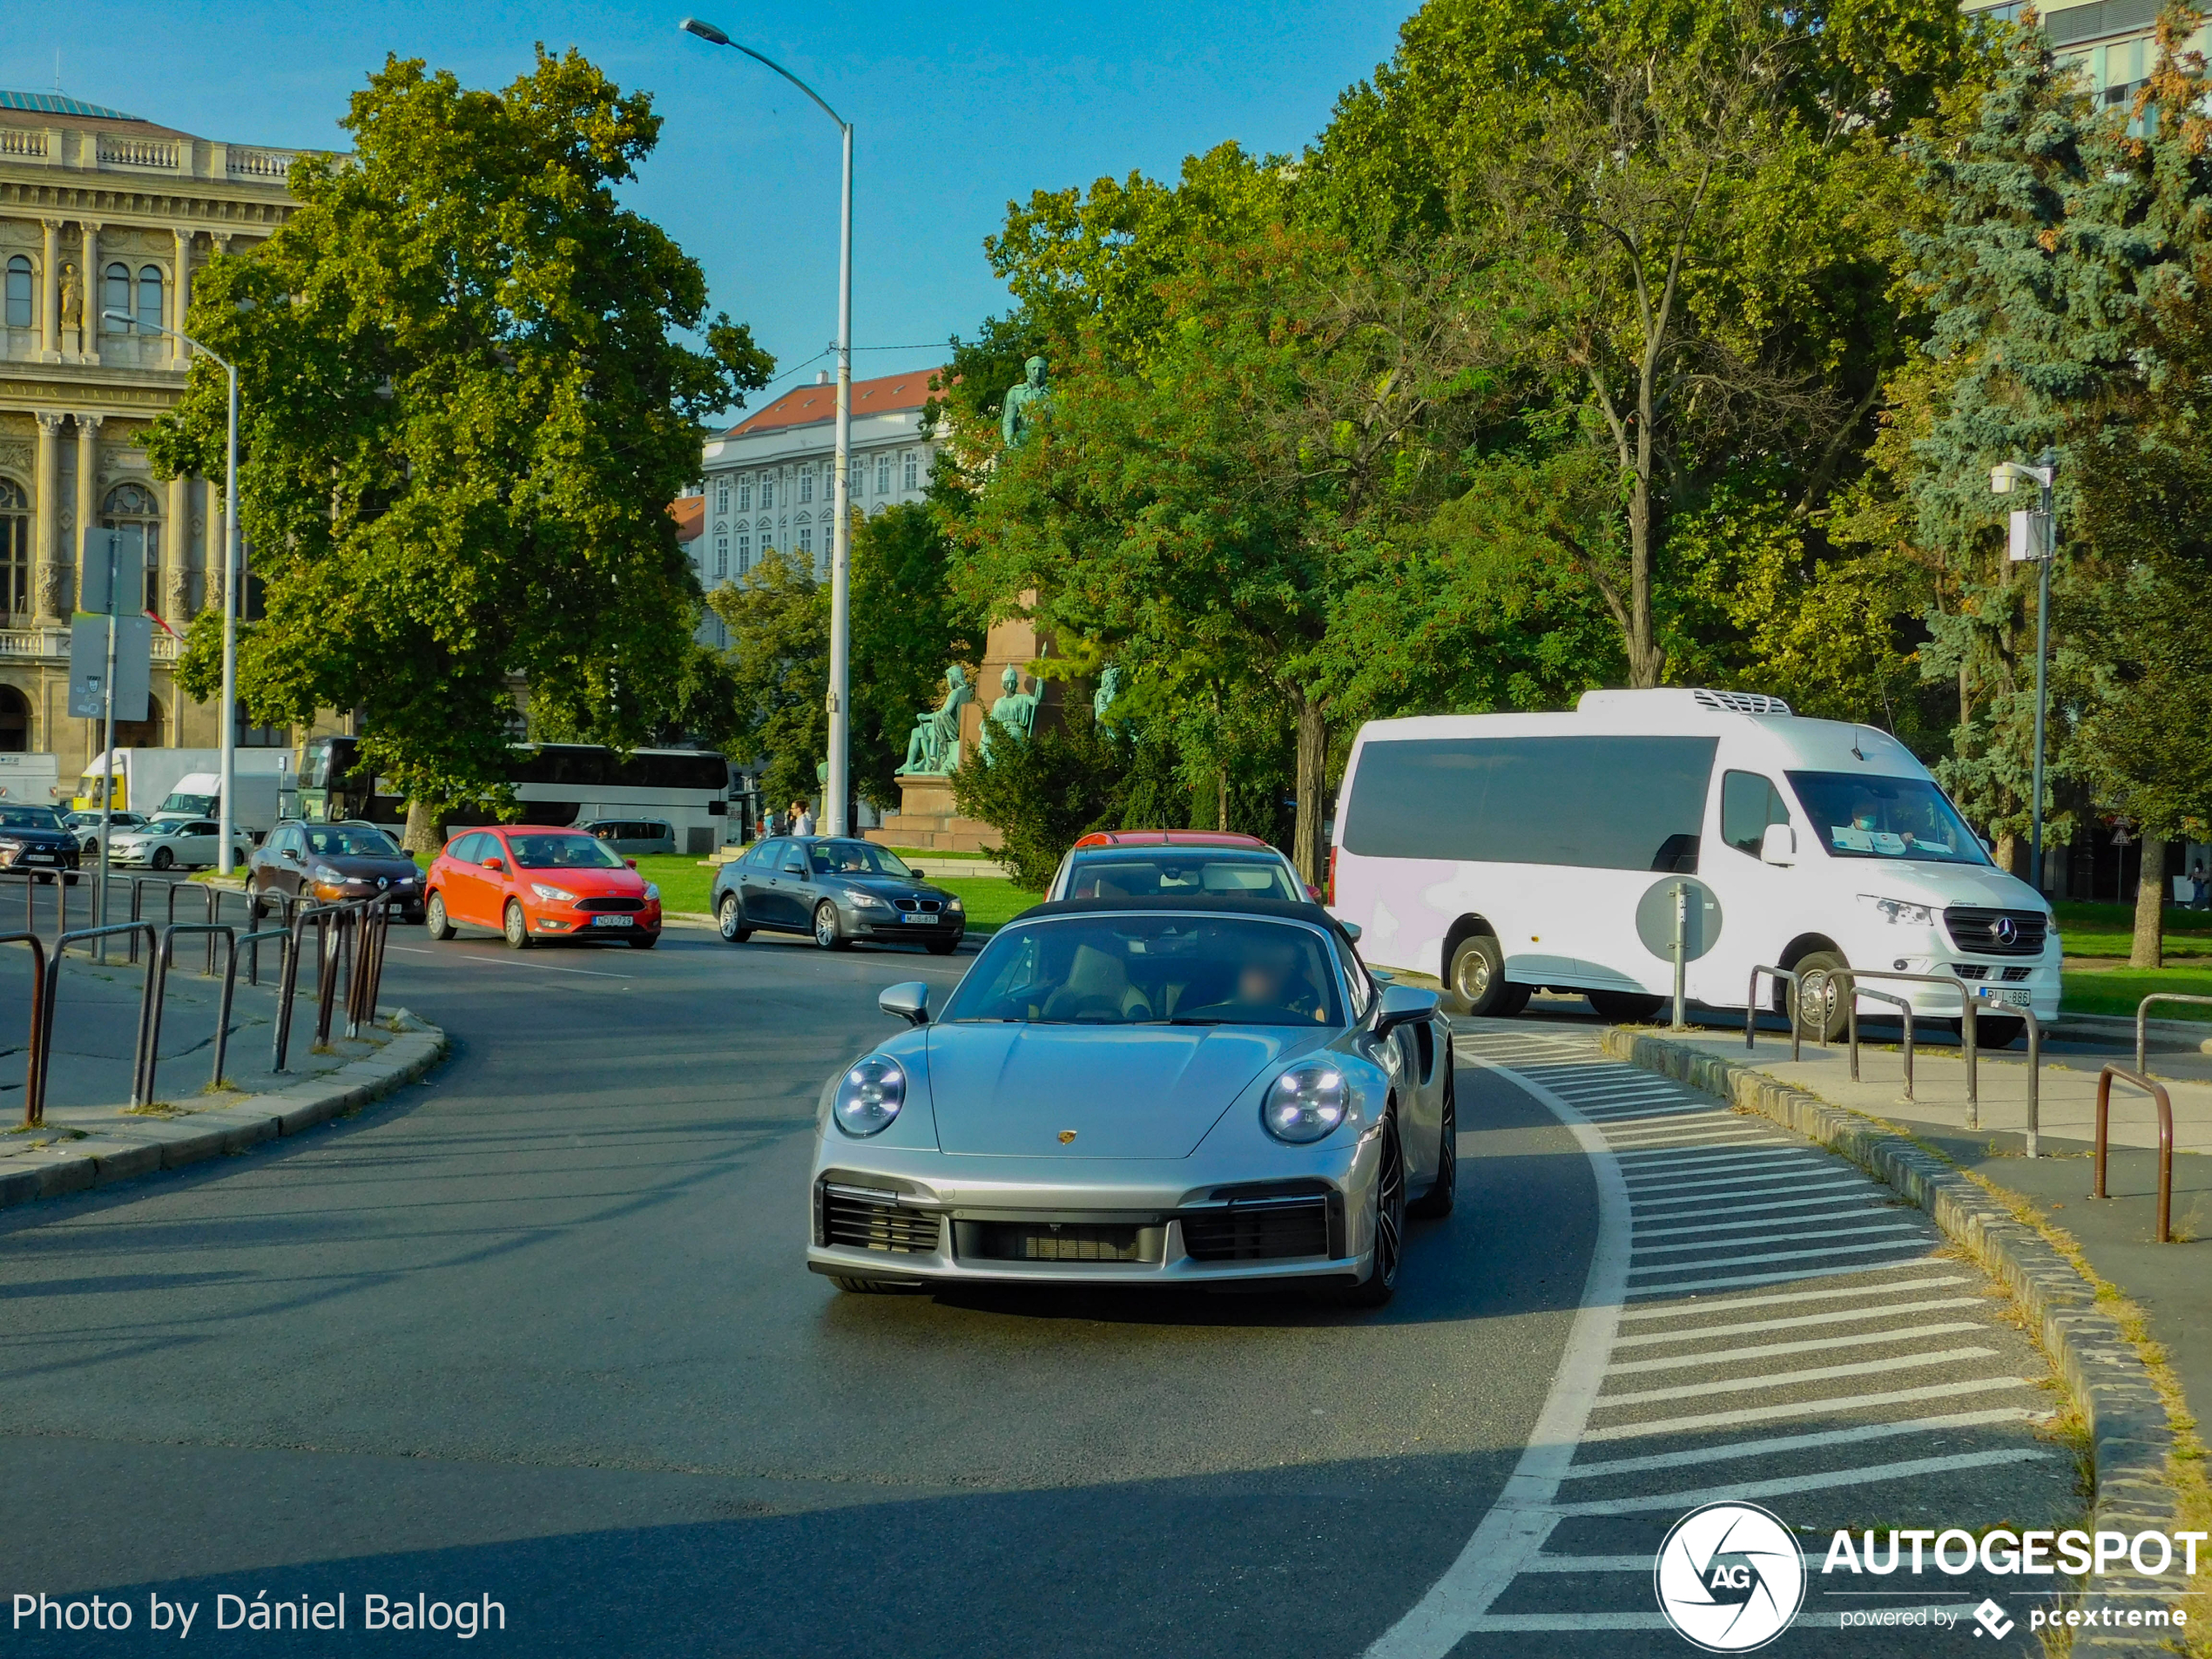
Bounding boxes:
[531,881,577,903]
[835,1055,906,1136]
[644,882,660,902]
[1263,1063,1350,1143]
[1858,894,1936,927]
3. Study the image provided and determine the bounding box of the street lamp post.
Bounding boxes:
[682,17,855,837]
[107,309,242,874]
[1992,448,2059,894]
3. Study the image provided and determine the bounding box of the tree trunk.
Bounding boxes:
[1627,430,1661,687]
[1216,766,1228,833]
[1993,832,2020,879]
[2132,832,2167,969]
[1291,694,1328,888]
[402,795,442,860]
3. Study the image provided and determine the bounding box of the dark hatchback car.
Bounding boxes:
[0,805,84,880]
[250,819,426,921]
[711,836,964,954]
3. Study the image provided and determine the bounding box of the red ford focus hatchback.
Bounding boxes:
[424,825,663,949]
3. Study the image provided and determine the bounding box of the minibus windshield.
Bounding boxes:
[1786,772,1989,865]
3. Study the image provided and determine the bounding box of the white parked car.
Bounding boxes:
[1330,688,2058,1047]
[110,817,252,872]
[62,810,151,860]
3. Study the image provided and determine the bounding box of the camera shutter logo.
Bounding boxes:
[1653,1501,1806,1652]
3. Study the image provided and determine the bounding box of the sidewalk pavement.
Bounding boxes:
[0,939,445,1210]
[1636,1021,2212,1445]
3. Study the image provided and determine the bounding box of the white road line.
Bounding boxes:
[1581,1377,2039,1442]
[1555,1089,1687,1107]
[1628,1233,1925,1271]
[1561,1407,2035,1479]
[1629,1192,1918,1230]
[1617,1274,1971,1321]
[389,945,633,980]
[1620,1149,1831,1173]
[1602,1320,1986,1374]
[1611,1295,1986,1345]
[1361,1057,1632,1659]
[1632,1222,1921,1258]
[1633,1204,1892,1240]
[1595,1347,1996,1408]
[1624,1173,1873,1202]
[1551,1447,2052,1517]
[1610,1127,1773,1146]
[1629,1252,1940,1297]
[1576,1103,1723,1123]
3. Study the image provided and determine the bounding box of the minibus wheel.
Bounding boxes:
[1792,950,1851,1042]
[1443,934,1507,1015]
[1958,1015,2025,1049]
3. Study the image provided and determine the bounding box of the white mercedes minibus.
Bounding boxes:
[1329,689,2059,1043]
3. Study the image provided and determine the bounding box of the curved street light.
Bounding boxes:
[105,309,243,878]
[681,17,856,837]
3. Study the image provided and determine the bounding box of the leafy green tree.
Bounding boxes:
[145,49,771,851]
[850,502,987,808]
[948,715,1125,888]
[708,550,827,815]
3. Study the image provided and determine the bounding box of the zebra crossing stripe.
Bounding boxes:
[1548,1446,2053,1517]
[1578,1377,2039,1442]
[1628,1232,1926,1271]
[1615,1275,1971,1320]
[1560,1406,2034,1479]
[1610,1293,1985,1344]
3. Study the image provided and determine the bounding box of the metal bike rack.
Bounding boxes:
[0,929,49,1128]
[1844,984,1915,1098]
[3,868,71,939]
[2136,994,2212,1078]
[143,923,239,1103]
[1977,990,2045,1157]
[37,921,159,1118]
[1800,967,1981,1121]
[2094,1064,2175,1244]
[1745,965,1804,1062]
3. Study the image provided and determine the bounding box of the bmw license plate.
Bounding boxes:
[1988,988,2032,1008]
[901,912,934,924]
[590,914,635,928]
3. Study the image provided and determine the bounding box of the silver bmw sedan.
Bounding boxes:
[806,896,1455,1306]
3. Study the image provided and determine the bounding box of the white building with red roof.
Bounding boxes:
[693,365,945,600]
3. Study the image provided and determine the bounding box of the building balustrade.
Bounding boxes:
[0,626,183,662]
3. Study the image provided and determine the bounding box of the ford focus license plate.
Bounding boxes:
[591,914,635,927]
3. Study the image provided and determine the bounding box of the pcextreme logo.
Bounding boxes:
[1655,1501,1807,1653]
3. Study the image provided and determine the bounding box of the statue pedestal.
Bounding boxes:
[866,773,1001,854]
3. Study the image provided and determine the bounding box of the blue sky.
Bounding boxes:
[4,3,1411,418]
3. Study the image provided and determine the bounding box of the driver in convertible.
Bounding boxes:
[1227,936,1325,1022]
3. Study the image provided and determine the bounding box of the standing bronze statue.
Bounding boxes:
[1001,356,1051,448]
[980,664,1040,761]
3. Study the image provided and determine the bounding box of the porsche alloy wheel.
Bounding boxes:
[718,893,750,943]
[1408,1069,1456,1220]
[1342,1109,1406,1307]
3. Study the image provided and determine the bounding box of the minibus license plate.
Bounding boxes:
[1991,988,2031,1008]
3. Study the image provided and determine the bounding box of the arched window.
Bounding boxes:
[3,257,30,331]
[0,478,29,617]
[0,685,27,755]
[102,263,132,333]
[101,482,161,612]
[137,266,163,332]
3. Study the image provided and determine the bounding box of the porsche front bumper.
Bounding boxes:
[806,1134,1386,1288]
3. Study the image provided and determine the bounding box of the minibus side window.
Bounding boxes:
[1721,771,1791,856]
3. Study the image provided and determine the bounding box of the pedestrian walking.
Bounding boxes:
[2192,861,2209,911]
[792,799,816,837]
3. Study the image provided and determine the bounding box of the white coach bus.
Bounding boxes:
[1329,688,2058,1045]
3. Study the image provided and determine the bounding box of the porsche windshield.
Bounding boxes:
[942,914,1343,1027]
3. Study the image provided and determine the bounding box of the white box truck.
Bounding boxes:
[1329,688,2058,1047]
[76,749,292,839]
[0,753,61,807]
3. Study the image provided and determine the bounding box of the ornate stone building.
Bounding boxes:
[0,89,306,786]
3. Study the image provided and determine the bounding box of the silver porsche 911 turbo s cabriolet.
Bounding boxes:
[806,895,1455,1306]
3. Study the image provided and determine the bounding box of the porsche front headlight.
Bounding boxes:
[1262,1063,1350,1144]
[835,1055,907,1136]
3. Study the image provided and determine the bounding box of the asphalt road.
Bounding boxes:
[0,921,1602,1656]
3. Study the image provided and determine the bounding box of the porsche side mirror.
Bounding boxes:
[1759,823,1797,867]
[625,858,637,869]
[880,981,929,1026]
[1338,920,1363,945]
[1374,982,1438,1036]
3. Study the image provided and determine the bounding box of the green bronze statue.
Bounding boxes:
[1093,664,1124,722]
[1001,356,1051,448]
[896,664,973,776]
[979,664,1040,760]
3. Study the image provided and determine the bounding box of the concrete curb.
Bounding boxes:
[0,1017,448,1214]
[1600,1027,2189,1655]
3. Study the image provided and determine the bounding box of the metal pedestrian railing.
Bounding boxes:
[2136,994,2212,1078]
[2094,1064,2175,1244]
[1842,984,1915,1097]
[1979,991,2044,1158]
[1799,967,1986,1120]
[1744,965,1804,1062]
[1,929,47,1128]
[34,921,159,1122]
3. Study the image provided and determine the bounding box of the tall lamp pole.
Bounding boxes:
[108,310,241,873]
[1992,448,2059,894]
[681,17,855,836]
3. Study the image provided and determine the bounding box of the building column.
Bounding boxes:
[74,414,102,609]
[172,229,192,363]
[79,220,100,362]
[203,479,223,615]
[32,413,63,623]
[37,219,60,360]
[168,477,196,621]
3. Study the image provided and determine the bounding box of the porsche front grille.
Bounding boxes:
[821,1188,941,1254]
[1182,1197,1332,1262]
[964,1222,1152,1263]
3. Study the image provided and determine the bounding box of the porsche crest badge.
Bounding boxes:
[1057,1130,1077,1143]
